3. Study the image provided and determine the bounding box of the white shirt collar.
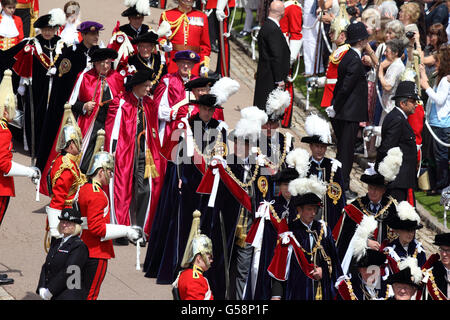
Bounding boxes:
[268,16,280,28]
[395,107,408,119]
[351,47,362,59]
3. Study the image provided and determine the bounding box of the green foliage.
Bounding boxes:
[415,191,446,224]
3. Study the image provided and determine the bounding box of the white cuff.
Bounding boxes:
[102,224,129,241]
[45,206,62,238]
[5,161,35,177]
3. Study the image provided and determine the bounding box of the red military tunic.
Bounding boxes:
[0,14,24,50]
[49,153,85,210]
[321,44,350,107]
[280,0,302,42]
[159,8,211,75]
[178,265,213,300]
[79,180,115,259]
[0,119,15,197]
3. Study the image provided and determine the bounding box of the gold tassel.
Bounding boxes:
[315,281,323,300]
[144,149,159,179]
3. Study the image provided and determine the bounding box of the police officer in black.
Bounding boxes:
[36,208,89,300]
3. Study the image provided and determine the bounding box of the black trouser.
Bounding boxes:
[208,9,219,46]
[334,120,360,191]
[83,257,108,300]
[15,9,31,38]
[130,149,150,229]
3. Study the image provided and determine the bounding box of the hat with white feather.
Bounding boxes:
[361,147,403,186]
[122,0,151,17]
[386,256,423,288]
[231,117,262,143]
[301,113,333,146]
[288,174,328,207]
[386,201,423,230]
[190,77,240,109]
[265,88,291,122]
[34,8,66,28]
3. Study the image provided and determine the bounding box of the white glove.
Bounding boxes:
[161,42,172,52]
[39,288,53,300]
[102,224,142,241]
[200,66,209,76]
[45,206,62,238]
[256,154,267,166]
[372,126,382,136]
[17,85,26,96]
[325,106,336,118]
[216,9,226,22]
[4,161,38,178]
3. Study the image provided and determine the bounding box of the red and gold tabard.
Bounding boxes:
[79,181,115,260]
[0,118,15,197]
[178,264,213,300]
[280,0,302,41]
[321,44,350,107]
[159,7,211,75]
[0,15,24,50]
[49,153,86,210]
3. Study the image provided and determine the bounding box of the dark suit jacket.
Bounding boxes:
[375,107,417,190]
[332,48,368,122]
[119,23,150,40]
[37,235,89,300]
[253,18,290,109]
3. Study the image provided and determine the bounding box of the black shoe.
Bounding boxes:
[211,43,219,53]
[113,237,129,246]
[149,0,159,7]
[0,274,7,279]
[0,277,13,285]
[345,189,358,200]
[426,189,440,196]
[354,143,364,155]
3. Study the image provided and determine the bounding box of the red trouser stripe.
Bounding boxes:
[87,259,108,300]
[0,196,10,227]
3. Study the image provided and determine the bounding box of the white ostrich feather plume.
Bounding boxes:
[378,147,403,182]
[156,21,172,38]
[266,88,291,120]
[304,113,332,144]
[49,8,66,27]
[288,175,327,198]
[240,106,268,126]
[135,0,151,15]
[124,0,138,7]
[398,257,423,284]
[352,215,378,262]
[396,201,420,223]
[234,118,261,142]
[286,148,310,178]
[210,77,240,106]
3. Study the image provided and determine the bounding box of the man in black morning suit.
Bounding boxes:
[331,22,369,201]
[253,0,290,110]
[375,81,419,204]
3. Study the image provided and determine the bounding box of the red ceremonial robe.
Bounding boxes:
[104,92,162,233]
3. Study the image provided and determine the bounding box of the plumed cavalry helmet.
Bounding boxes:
[86,129,115,177]
[330,0,350,42]
[56,104,83,153]
[0,69,17,122]
[181,210,213,269]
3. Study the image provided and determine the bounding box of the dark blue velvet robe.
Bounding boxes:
[384,238,427,268]
[284,219,342,300]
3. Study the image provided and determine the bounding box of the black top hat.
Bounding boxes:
[271,167,300,183]
[433,233,450,247]
[58,208,83,225]
[184,77,217,91]
[190,94,223,109]
[385,210,423,231]
[301,135,333,146]
[346,22,369,44]
[360,172,387,187]
[391,81,421,101]
[121,6,148,17]
[292,192,323,208]
[33,14,53,29]
[89,48,118,62]
[125,69,155,91]
[386,267,420,288]
[131,31,159,45]
[352,249,387,268]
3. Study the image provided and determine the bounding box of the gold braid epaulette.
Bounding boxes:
[161,11,189,41]
[52,154,87,202]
